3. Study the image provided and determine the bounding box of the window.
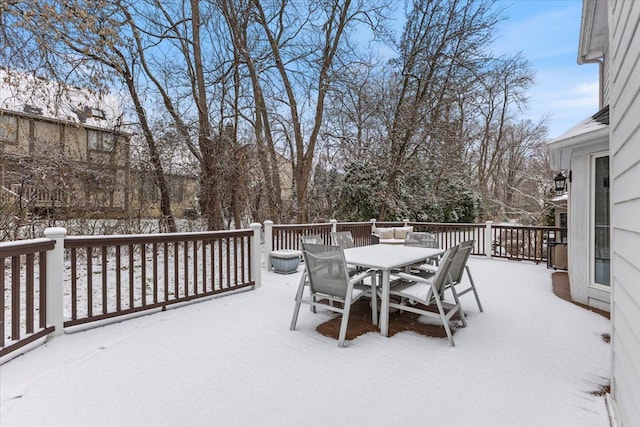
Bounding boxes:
[88,129,116,152]
[592,154,610,287]
[0,114,18,143]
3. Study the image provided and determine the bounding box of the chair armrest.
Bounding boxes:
[415,263,438,273]
[349,268,377,285]
[392,271,433,285]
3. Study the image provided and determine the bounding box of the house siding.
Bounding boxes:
[609,0,640,425]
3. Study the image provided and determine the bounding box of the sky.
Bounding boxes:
[1,256,611,426]
[494,0,599,139]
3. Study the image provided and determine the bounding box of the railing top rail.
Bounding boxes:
[0,238,55,257]
[64,229,253,248]
[336,221,372,226]
[272,223,332,229]
[407,222,485,227]
[492,225,566,231]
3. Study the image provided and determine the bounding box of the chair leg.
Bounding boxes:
[337,294,354,347]
[370,273,378,326]
[465,265,483,312]
[337,309,351,347]
[290,270,308,330]
[433,290,455,347]
[290,297,303,331]
[449,285,467,328]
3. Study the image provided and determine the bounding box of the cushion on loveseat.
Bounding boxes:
[375,227,395,239]
[393,226,413,239]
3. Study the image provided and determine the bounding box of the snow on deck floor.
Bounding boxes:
[0,257,611,427]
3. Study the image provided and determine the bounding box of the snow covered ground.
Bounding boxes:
[0,256,611,426]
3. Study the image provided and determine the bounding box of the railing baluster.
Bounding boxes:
[71,248,77,320]
[193,240,198,294]
[153,243,158,303]
[116,246,122,312]
[183,241,189,297]
[164,242,169,302]
[218,239,223,290]
[174,242,179,298]
[141,244,147,306]
[26,253,34,334]
[39,251,46,329]
[87,247,93,318]
[129,245,134,309]
[11,256,20,340]
[202,240,207,293]
[101,246,107,314]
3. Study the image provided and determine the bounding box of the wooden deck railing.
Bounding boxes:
[2,220,565,361]
[270,222,334,250]
[63,230,257,327]
[1,238,56,358]
[265,220,566,265]
[408,222,487,256]
[1,225,261,361]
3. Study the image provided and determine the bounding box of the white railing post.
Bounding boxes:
[330,219,337,232]
[264,220,273,271]
[485,221,493,259]
[44,227,67,337]
[250,223,262,288]
[403,218,409,226]
[370,218,376,231]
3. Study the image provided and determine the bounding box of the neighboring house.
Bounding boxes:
[548,1,640,426]
[0,68,131,217]
[133,171,200,218]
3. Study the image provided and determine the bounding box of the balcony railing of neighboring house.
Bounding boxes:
[1,238,56,358]
[8,183,67,208]
[1,225,262,362]
[1,185,19,205]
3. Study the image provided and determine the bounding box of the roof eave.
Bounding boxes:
[548,125,609,170]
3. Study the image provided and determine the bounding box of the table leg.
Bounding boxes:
[380,269,390,337]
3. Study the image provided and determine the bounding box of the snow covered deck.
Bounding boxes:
[0,257,611,426]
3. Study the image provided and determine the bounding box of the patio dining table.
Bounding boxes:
[343,245,444,337]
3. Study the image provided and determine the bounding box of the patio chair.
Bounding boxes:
[388,246,466,346]
[442,240,483,312]
[290,243,377,347]
[414,240,483,312]
[331,230,363,275]
[403,231,440,270]
[301,234,324,245]
[331,231,355,248]
[298,235,325,312]
[404,231,439,248]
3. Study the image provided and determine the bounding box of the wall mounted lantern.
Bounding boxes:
[553,172,567,197]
